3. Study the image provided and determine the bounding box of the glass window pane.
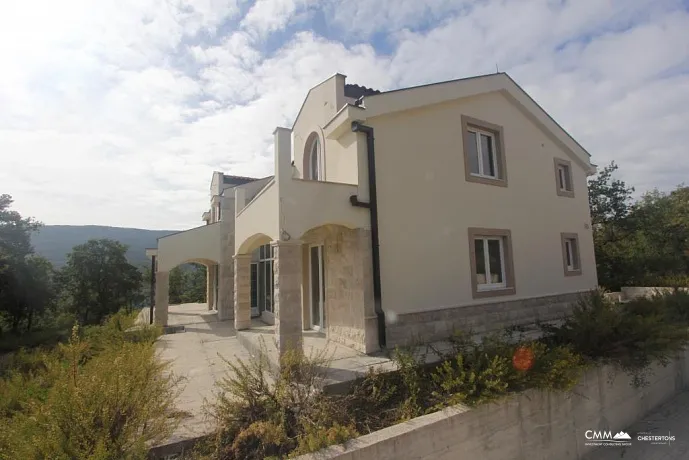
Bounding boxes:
[481,134,495,177]
[565,241,572,267]
[564,166,572,191]
[570,239,579,269]
[474,239,486,284]
[467,131,479,174]
[310,247,320,326]
[265,261,273,312]
[558,167,566,189]
[250,264,258,308]
[310,139,320,180]
[488,239,504,284]
[257,261,265,312]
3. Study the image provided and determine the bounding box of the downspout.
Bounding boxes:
[350,121,386,350]
[149,255,156,325]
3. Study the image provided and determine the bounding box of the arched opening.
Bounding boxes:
[235,233,275,325]
[304,132,323,181]
[168,262,208,306]
[299,224,367,335]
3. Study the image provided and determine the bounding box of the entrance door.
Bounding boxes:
[309,245,325,330]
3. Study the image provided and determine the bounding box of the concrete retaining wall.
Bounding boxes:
[297,350,689,460]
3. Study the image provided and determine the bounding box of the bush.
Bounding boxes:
[540,290,689,386]
[199,343,342,460]
[199,290,689,458]
[0,315,178,460]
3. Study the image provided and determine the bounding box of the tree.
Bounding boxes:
[624,186,689,282]
[168,267,184,305]
[180,264,207,304]
[0,194,40,259]
[587,162,636,290]
[58,239,143,325]
[588,161,635,229]
[0,195,48,333]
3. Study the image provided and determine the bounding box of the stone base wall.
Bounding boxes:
[300,225,377,354]
[386,291,589,348]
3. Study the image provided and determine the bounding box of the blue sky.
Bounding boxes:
[1,0,688,230]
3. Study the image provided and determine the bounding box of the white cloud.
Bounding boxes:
[1,0,688,230]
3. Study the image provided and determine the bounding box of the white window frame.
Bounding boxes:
[564,238,578,271]
[475,236,507,291]
[557,164,570,192]
[468,127,499,179]
[309,244,325,331]
[308,136,323,181]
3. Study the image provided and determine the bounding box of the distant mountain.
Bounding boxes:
[31,225,176,268]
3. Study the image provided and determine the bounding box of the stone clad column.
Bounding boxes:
[154,271,169,326]
[206,265,214,310]
[272,240,303,356]
[234,254,252,330]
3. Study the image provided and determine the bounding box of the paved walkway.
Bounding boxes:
[586,390,689,460]
[145,303,253,447]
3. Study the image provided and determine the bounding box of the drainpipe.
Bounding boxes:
[149,255,156,325]
[350,121,386,350]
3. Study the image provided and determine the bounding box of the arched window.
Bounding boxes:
[306,134,322,180]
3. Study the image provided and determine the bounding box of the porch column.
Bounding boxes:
[233,254,252,330]
[149,255,156,324]
[206,265,214,310]
[154,271,169,326]
[272,240,303,356]
[218,226,235,321]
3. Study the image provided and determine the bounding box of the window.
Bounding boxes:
[217,204,222,222]
[554,158,574,197]
[306,134,323,180]
[462,115,507,187]
[255,244,275,313]
[468,228,516,298]
[561,233,582,276]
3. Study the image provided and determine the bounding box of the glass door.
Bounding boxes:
[309,245,325,330]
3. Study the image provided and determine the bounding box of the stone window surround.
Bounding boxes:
[560,232,582,277]
[468,227,516,299]
[461,115,508,187]
[554,157,575,198]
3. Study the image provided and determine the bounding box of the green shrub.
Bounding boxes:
[0,315,176,460]
[540,290,689,386]
[200,343,340,460]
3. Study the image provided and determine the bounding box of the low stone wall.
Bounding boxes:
[620,286,687,301]
[297,350,689,460]
[386,291,588,348]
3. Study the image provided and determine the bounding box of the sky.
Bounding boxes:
[1,0,688,230]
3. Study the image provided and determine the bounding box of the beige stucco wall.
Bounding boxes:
[156,222,223,272]
[235,180,280,254]
[292,74,358,185]
[368,91,597,317]
[282,178,368,240]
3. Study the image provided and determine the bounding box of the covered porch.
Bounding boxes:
[232,126,378,356]
[234,224,380,357]
[148,221,234,326]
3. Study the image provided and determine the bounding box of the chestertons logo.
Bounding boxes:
[584,430,632,447]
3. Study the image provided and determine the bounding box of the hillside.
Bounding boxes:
[31,225,176,268]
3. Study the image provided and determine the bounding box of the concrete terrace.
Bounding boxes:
[136,303,396,454]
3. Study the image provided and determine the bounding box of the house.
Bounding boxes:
[146,72,598,355]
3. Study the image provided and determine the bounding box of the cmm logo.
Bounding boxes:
[584,430,632,447]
